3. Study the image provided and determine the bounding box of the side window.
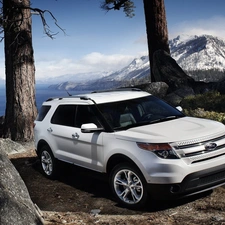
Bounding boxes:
[36,105,51,121]
[51,105,76,127]
[75,105,102,128]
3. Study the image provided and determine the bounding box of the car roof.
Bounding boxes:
[43,88,151,105]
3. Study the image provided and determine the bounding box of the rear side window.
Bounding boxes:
[51,105,76,127]
[36,106,51,121]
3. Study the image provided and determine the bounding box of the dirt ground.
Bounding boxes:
[9,146,225,225]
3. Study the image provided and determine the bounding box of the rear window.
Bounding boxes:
[36,105,51,121]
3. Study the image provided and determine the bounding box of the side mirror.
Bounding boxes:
[176,106,183,112]
[81,123,104,133]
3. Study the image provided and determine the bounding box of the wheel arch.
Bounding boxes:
[36,139,52,157]
[106,153,142,175]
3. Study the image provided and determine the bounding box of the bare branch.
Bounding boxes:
[0,3,66,41]
[30,7,66,39]
[23,6,66,39]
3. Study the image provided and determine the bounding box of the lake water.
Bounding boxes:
[0,84,87,116]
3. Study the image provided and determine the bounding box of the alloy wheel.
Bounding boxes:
[113,168,144,205]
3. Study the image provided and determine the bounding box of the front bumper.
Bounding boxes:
[147,163,225,200]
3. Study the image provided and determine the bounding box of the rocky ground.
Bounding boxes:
[7,142,225,225]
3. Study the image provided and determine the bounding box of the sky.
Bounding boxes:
[1,0,225,81]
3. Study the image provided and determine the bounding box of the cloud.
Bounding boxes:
[169,16,225,40]
[80,52,135,69]
[0,51,145,80]
[35,52,136,79]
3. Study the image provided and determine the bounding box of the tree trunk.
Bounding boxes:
[3,0,37,141]
[143,0,170,82]
[153,50,225,98]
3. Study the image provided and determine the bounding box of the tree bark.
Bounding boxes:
[143,0,170,82]
[3,0,37,141]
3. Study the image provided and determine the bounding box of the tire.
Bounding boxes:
[109,163,148,209]
[39,145,57,179]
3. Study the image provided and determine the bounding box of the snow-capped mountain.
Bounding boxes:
[170,34,225,71]
[102,56,150,81]
[49,34,225,91]
[48,56,151,91]
[37,71,111,85]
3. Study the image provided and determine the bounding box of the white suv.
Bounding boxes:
[34,88,225,208]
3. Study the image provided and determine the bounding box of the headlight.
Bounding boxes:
[136,142,180,159]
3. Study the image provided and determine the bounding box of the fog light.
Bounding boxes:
[170,184,181,193]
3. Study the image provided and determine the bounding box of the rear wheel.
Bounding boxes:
[39,145,57,179]
[110,163,148,209]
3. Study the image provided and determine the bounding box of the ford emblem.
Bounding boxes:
[204,142,217,151]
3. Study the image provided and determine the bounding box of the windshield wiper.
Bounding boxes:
[150,115,183,124]
[116,115,184,129]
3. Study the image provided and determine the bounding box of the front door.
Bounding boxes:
[50,104,104,171]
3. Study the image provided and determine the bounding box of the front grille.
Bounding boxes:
[176,134,225,147]
[173,133,225,164]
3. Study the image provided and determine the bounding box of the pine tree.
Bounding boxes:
[101,0,170,81]
[3,0,37,141]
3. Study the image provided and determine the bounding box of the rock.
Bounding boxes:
[90,209,101,216]
[144,82,169,98]
[164,86,195,105]
[0,140,43,225]
[0,138,26,155]
[164,92,183,106]
[134,82,169,98]
[173,87,195,98]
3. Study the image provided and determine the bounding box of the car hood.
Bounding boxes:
[115,117,225,143]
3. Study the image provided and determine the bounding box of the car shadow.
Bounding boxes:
[54,160,213,211]
[53,159,112,198]
[144,190,213,212]
[10,155,214,214]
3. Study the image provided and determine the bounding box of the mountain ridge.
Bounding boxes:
[170,34,225,71]
[47,34,225,91]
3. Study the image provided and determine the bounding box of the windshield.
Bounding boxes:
[97,95,185,130]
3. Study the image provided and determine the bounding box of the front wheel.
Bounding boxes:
[39,145,57,179]
[109,163,148,209]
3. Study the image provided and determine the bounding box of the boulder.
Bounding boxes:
[164,87,195,106]
[164,92,183,106]
[143,82,169,98]
[0,138,26,155]
[0,139,43,225]
[135,81,169,98]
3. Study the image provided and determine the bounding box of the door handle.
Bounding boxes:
[47,127,53,132]
[72,133,79,139]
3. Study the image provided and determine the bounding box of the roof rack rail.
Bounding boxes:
[45,97,63,102]
[45,95,83,102]
[91,87,142,93]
